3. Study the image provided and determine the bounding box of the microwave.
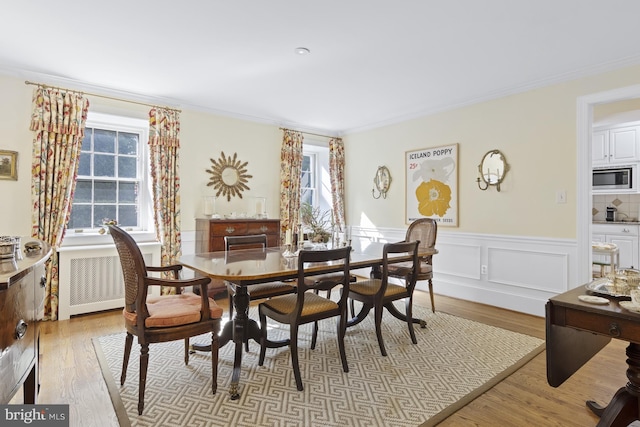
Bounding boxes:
[593,164,638,193]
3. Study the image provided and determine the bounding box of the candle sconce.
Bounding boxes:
[476,149,509,192]
[372,165,391,199]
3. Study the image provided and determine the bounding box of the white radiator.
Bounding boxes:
[57,242,161,320]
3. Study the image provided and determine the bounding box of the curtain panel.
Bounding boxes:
[29,87,90,320]
[329,138,346,231]
[279,130,304,243]
[148,108,182,280]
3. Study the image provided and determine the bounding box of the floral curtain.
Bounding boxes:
[329,138,346,231]
[279,130,304,243]
[148,108,182,282]
[29,87,90,320]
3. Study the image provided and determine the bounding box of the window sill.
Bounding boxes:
[60,230,158,248]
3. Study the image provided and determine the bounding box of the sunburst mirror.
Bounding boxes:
[206,151,252,201]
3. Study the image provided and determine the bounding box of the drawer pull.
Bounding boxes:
[608,322,621,337]
[260,226,268,232]
[40,275,46,288]
[226,227,235,234]
[15,320,28,340]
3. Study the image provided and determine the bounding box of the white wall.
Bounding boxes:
[343,64,640,316]
[4,63,640,317]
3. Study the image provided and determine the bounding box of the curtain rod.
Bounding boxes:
[279,127,340,140]
[24,80,182,113]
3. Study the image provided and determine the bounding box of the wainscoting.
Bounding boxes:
[183,227,580,318]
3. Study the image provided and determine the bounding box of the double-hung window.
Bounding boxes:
[65,112,154,242]
[301,143,331,213]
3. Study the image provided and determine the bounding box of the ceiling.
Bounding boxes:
[3,1,640,135]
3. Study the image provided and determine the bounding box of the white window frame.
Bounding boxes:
[302,142,332,213]
[62,112,156,246]
[301,151,318,207]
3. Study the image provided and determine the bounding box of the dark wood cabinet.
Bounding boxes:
[195,218,281,295]
[0,240,51,404]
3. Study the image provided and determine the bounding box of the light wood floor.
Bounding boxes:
[23,291,630,427]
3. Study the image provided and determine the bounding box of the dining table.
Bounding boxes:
[179,238,434,400]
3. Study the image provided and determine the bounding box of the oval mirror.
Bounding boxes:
[221,166,239,186]
[477,150,509,191]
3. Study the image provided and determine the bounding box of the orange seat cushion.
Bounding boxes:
[123,293,223,328]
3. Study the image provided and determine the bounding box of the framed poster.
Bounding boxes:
[0,150,17,181]
[405,143,458,226]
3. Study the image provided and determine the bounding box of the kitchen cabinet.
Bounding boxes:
[592,124,640,166]
[592,223,639,269]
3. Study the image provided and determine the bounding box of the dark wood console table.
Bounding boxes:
[546,285,640,426]
[0,239,51,404]
[195,218,280,295]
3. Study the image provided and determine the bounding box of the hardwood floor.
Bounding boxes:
[24,291,629,426]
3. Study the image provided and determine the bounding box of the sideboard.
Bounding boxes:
[195,218,281,295]
[0,238,51,404]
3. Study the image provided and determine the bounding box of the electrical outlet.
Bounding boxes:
[481,265,488,275]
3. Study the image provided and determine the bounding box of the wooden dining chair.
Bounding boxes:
[109,225,223,415]
[224,234,297,320]
[347,240,420,357]
[257,246,352,391]
[387,218,438,312]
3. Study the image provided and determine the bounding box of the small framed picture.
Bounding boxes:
[0,150,18,180]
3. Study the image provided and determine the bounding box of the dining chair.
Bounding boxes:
[387,218,438,312]
[224,234,297,328]
[109,225,223,415]
[257,246,352,391]
[347,240,420,357]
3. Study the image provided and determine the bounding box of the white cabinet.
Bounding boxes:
[593,223,639,269]
[593,124,640,166]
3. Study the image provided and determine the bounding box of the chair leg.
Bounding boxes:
[428,279,435,313]
[184,338,190,365]
[374,305,387,357]
[350,298,355,318]
[311,321,319,350]
[121,332,134,385]
[405,298,417,344]
[229,294,234,321]
[258,308,267,366]
[290,324,303,391]
[211,330,219,394]
[337,313,349,373]
[138,343,149,415]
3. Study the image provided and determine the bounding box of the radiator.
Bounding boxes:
[57,242,161,320]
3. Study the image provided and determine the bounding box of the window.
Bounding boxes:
[67,113,152,235]
[300,152,317,206]
[301,143,331,213]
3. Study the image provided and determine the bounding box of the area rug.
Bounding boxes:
[94,303,544,427]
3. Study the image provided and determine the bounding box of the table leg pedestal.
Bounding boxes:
[586,343,640,427]
[191,286,283,400]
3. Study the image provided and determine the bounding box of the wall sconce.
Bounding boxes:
[372,166,391,199]
[476,150,509,192]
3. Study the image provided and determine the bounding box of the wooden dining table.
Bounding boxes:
[179,239,433,400]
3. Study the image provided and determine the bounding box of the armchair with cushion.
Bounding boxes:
[109,225,223,415]
[387,218,438,312]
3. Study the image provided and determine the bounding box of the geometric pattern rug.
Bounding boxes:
[94,302,544,427]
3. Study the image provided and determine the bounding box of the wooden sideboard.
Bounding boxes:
[195,218,281,295]
[0,239,51,404]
